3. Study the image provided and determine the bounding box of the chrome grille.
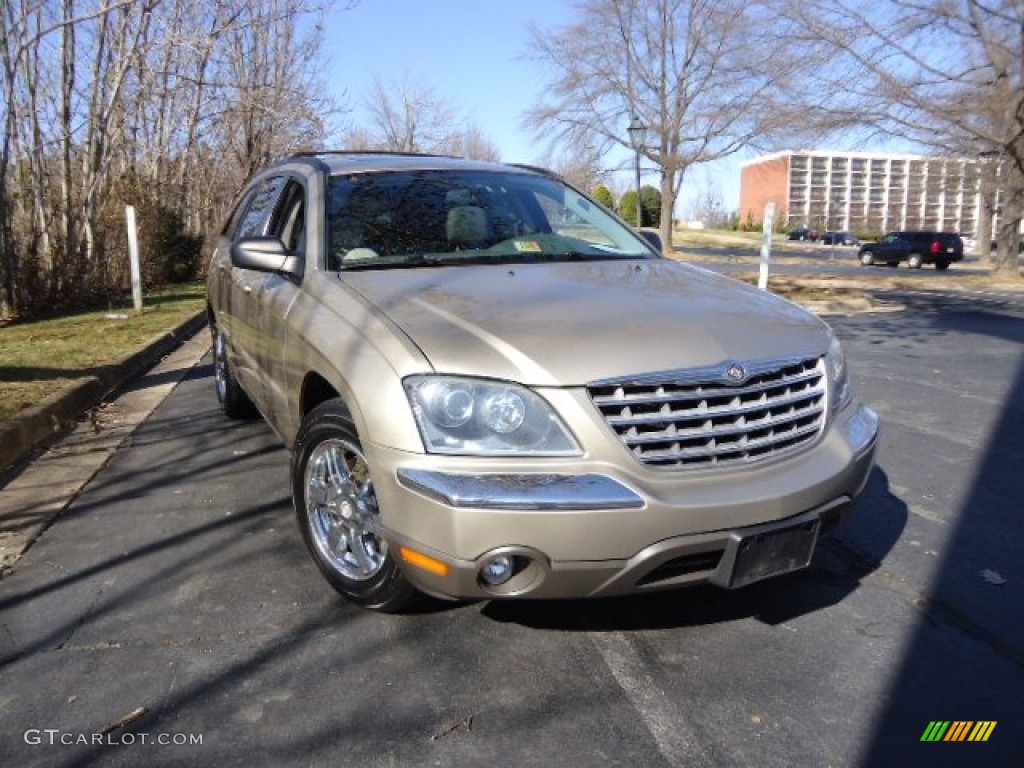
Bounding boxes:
[587,357,827,469]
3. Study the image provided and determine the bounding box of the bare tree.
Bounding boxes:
[687,173,727,228]
[360,75,502,161]
[444,125,502,161]
[0,0,340,316]
[539,137,610,193]
[524,0,814,248]
[343,126,377,151]
[364,75,457,153]
[778,0,1024,278]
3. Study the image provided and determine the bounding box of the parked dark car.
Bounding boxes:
[858,231,964,270]
[821,231,860,246]
[787,227,819,242]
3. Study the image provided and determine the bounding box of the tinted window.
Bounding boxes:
[236,176,288,239]
[268,180,306,253]
[326,170,652,270]
[221,187,258,239]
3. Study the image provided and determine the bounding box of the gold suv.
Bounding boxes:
[206,152,879,611]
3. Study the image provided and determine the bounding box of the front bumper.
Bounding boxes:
[372,403,879,600]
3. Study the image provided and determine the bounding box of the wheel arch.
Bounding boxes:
[300,371,346,421]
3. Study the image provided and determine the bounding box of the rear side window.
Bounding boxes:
[236,176,288,240]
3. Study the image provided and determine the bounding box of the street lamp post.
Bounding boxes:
[627,115,647,227]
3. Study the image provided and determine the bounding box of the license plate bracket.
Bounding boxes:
[711,515,820,589]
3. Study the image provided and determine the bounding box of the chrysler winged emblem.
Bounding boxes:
[724,362,747,383]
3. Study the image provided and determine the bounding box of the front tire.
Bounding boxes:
[860,250,875,266]
[907,253,924,269]
[292,400,418,612]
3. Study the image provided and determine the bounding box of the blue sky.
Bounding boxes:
[320,0,745,212]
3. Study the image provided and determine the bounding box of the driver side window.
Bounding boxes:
[237,176,287,239]
[269,180,306,254]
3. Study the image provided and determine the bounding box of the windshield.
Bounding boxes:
[326,169,657,270]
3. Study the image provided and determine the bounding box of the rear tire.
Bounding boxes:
[860,250,875,266]
[212,326,256,419]
[908,253,924,269]
[935,260,950,271]
[292,400,418,612]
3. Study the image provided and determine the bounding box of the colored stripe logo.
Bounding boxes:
[921,721,996,742]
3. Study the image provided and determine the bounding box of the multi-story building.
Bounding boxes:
[740,150,1001,238]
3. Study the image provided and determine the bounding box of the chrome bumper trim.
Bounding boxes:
[396,469,645,510]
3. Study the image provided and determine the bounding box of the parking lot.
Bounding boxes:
[1,286,1022,767]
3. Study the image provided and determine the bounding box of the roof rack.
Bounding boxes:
[509,162,561,179]
[284,150,460,161]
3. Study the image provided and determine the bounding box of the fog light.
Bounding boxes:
[480,554,516,586]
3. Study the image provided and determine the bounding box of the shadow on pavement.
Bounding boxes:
[854,296,1024,768]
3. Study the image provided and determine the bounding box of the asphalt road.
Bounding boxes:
[1,289,1022,767]
[678,243,994,279]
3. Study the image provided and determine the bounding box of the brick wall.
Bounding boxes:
[739,156,789,226]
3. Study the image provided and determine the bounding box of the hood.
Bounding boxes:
[339,260,830,387]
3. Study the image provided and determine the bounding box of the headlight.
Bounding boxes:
[826,335,852,412]
[404,376,581,456]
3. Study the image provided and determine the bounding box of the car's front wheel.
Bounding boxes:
[292,400,418,612]
[907,253,924,269]
[860,250,875,266]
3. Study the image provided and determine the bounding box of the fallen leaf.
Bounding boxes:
[100,706,148,734]
[431,714,475,741]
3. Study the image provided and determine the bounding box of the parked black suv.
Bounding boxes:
[858,231,964,270]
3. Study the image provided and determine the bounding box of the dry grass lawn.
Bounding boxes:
[0,283,206,420]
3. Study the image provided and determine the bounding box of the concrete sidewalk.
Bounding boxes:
[0,323,211,576]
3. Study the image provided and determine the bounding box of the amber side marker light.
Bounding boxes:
[400,546,450,576]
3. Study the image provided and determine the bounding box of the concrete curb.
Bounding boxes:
[0,310,208,473]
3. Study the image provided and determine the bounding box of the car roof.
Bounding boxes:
[276,151,549,177]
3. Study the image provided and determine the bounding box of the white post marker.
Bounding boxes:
[758,202,776,291]
[125,205,143,314]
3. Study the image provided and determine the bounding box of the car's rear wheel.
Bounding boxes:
[935,260,950,271]
[860,250,875,266]
[907,253,924,269]
[887,261,898,268]
[293,400,418,612]
[212,326,255,418]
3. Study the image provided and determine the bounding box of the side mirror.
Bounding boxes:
[637,229,662,253]
[230,236,301,279]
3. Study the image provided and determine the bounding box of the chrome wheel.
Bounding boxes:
[304,438,386,582]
